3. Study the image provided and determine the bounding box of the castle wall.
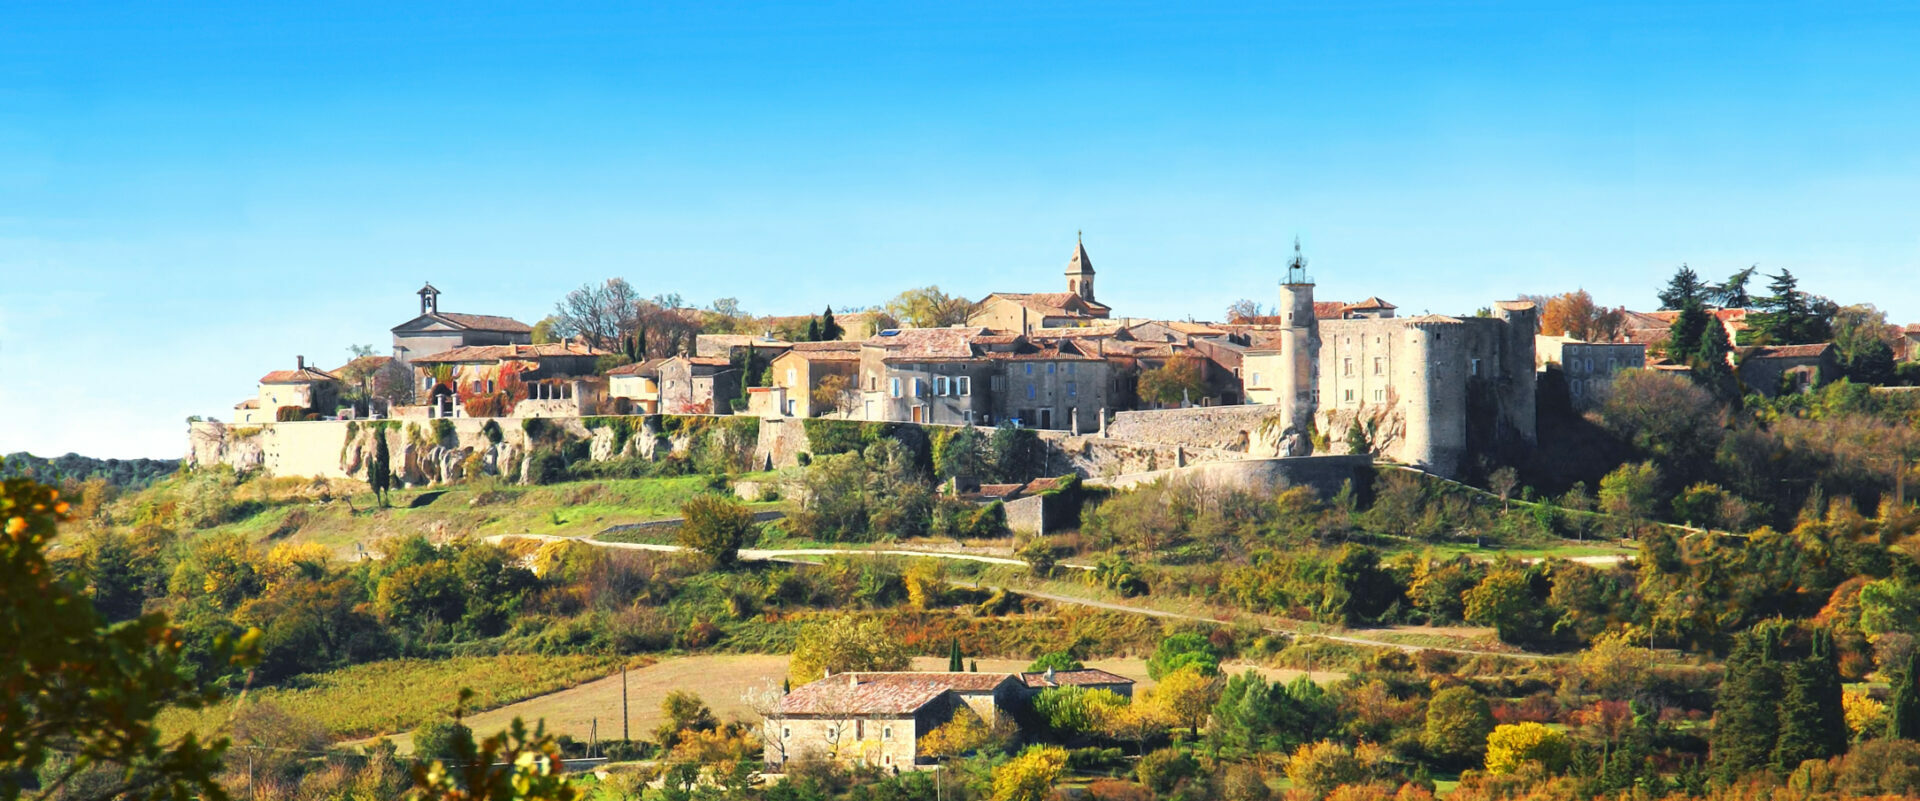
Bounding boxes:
[1086,454,1374,500]
[1106,404,1287,457]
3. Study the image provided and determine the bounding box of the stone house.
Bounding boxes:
[1901,325,1920,362]
[769,342,862,417]
[656,355,741,415]
[605,359,664,414]
[239,357,341,423]
[389,283,534,367]
[766,672,1024,771]
[858,328,999,425]
[1737,343,1838,397]
[987,341,1110,432]
[1536,336,1646,410]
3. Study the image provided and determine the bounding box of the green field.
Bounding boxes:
[159,654,635,741]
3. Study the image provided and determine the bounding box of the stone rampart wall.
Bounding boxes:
[1087,454,1374,500]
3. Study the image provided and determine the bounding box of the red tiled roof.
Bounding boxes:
[1346,297,1397,311]
[432,312,534,333]
[869,327,988,360]
[789,340,864,352]
[982,292,1107,318]
[1314,301,1348,320]
[1018,669,1133,689]
[411,342,611,364]
[260,366,340,384]
[605,359,664,376]
[977,483,1023,499]
[847,672,1015,692]
[778,676,949,716]
[1741,343,1833,360]
[1405,314,1464,325]
[234,398,259,409]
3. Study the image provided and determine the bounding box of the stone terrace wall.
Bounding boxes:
[1089,454,1374,500]
[1106,404,1286,457]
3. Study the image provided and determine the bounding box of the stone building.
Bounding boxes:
[765,672,1024,770]
[389,283,534,367]
[1737,343,1838,397]
[605,359,664,414]
[238,357,341,423]
[769,341,863,417]
[656,355,741,415]
[1241,264,1537,477]
[968,237,1113,333]
[986,341,1110,432]
[1536,335,1646,410]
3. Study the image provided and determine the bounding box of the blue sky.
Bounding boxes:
[2,2,1916,458]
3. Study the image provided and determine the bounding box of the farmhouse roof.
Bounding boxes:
[1018,668,1133,690]
[605,358,665,377]
[983,292,1108,317]
[868,327,989,360]
[1740,343,1834,360]
[778,677,949,716]
[1346,297,1398,311]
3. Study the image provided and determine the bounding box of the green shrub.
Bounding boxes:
[413,719,473,761]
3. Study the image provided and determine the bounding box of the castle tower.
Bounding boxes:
[1276,240,1320,456]
[1066,232,1095,303]
[1492,300,1540,446]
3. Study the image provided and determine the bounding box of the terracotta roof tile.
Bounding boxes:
[411,342,611,364]
[777,672,1016,716]
[1741,343,1833,359]
[1018,669,1133,689]
[789,341,865,353]
[432,312,534,333]
[260,366,340,384]
[869,328,988,360]
[1346,297,1398,311]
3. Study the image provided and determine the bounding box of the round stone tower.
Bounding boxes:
[1276,242,1319,456]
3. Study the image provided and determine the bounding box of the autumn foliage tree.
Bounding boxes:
[1539,290,1626,343]
[1138,353,1208,407]
[3,478,259,801]
[676,494,756,568]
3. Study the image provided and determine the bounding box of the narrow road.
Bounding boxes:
[484,533,1091,570]
[488,533,1559,662]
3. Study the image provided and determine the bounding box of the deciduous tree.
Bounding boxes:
[677,494,756,568]
[787,617,910,683]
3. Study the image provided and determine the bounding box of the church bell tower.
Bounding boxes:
[1066,232,1095,303]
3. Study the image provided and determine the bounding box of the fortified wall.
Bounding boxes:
[1104,405,1288,458]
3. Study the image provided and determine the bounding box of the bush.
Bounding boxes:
[276,406,305,422]
[677,494,757,568]
[413,719,473,761]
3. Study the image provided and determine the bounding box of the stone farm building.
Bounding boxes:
[765,669,1134,771]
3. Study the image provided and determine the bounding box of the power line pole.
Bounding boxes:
[621,665,630,743]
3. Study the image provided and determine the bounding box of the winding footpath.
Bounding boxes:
[484,533,1561,662]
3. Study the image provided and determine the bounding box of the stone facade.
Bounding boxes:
[1537,336,1645,410]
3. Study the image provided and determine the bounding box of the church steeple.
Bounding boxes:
[418,282,441,315]
[1066,231,1095,303]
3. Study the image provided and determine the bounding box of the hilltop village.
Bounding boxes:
[203,239,1920,485]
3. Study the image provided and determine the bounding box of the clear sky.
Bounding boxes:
[3,2,1917,459]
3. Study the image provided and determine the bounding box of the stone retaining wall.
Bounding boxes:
[1106,404,1287,457]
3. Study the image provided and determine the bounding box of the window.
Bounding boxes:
[1373,357,1384,376]
[1067,381,1077,397]
[1047,363,1055,374]
[957,376,971,396]
[883,726,893,740]
[1344,389,1355,402]
[1471,358,1482,376]
[1025,363,1033,375]
[935,376,949,396]
[913,378,926,397]
[890,378,901,397]
[1343,358,1353,377]
[883,755,892,765]
[782,727,790,738]
[1066,362,1075,375]
[991,375,1005,391]
[1585,358,1594,372]
[1374,389,1385,402]
[1607,358,1617,371]
[1251,372,1262,386]
[1572,382,1584,398]
[786,368,796,385]
[869,375,877,390]
[1027,384,1036,400]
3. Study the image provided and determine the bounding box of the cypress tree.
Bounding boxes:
[371,429,392,506]
[636,325,648,360]
[821,306,843,341]
[1773,629,1847,771]
[1889,649,1920,740]
[948,639,963,672]
[805,318,820,342]
[1711,628,1783,783]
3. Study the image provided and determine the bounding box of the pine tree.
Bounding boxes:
[821,306,843,341]
[1711,628,1784,783]
[1667,304,1709,364]
[1773,629,1847,771]
[1889,649,1920,740]
[1715,266,1758,308]
[1696,313,1731,373]
[1659,264,1708,310]
[948,639,964,672]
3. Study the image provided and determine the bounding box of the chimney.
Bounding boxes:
[1045,667,1055,682]
[848,675,859,689]
[296,355,305,370]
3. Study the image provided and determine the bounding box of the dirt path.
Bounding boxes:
[485,533,1091,570]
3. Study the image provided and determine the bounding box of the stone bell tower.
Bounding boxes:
[1276,239,1320,456]
[1066,232,1095,304]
